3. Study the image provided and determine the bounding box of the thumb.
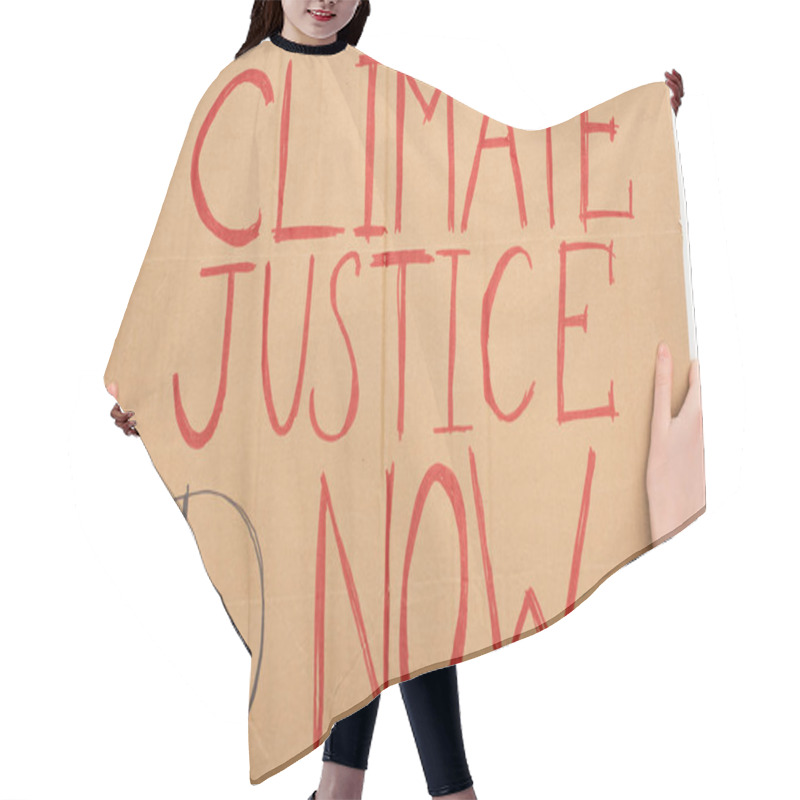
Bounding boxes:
[651,341,673,441]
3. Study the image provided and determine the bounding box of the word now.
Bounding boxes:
[310,441,598,742]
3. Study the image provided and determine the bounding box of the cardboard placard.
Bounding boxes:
[104,38,704,784]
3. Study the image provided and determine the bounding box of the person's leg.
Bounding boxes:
[400,664,476,798]
[315,693,382,800]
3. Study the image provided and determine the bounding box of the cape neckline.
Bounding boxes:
[270,31,349,56]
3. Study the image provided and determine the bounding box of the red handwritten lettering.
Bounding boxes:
[481,246,536,422]
[468,446,501,647]
[399,463,470,680]
[556,241,618,423]
[173,262,256,448]
[565,447,597,613]
[370,249,436,441]
[261,256,315,435]
[579,110,634,232]
[354,55,388,243]
[395,75,456,233]
[273,61,347,243]
[434,249,473,434]
[462,116,527,232]
[313,471,381,746]
[192,71,272,246]
[309,251,362,442]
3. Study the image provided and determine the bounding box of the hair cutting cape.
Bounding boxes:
[104,35,705,785]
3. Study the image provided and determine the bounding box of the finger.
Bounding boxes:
[677,359,702,423]
[111,405,136,425]
[111,405,133,422]
[665,70,683,96]
[651,341,673,441]
[665,77,682,113]
[687,358,700,393]
[665,78,682,101]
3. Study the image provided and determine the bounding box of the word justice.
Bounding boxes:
[173,242,620,450]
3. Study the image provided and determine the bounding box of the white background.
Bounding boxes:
[1,1,796,798]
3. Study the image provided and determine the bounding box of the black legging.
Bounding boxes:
[322,664,474,797]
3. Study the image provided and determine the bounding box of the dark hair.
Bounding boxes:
[236,1,371,59]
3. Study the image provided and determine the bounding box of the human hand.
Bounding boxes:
[646,342,705,543]
[665,68,683,116]
[106,381,139,437]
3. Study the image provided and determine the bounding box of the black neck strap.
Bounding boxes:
[270,31,348,56]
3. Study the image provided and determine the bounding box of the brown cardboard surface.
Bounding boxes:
[104,38,705,784]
